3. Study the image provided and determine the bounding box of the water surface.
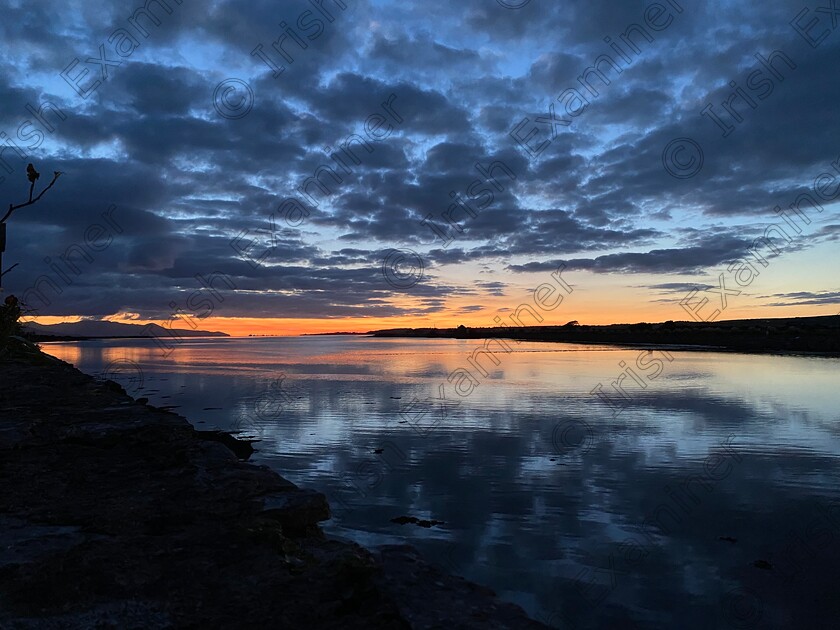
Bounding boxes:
[43,336,840,628]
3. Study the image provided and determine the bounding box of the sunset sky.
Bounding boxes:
[2,0,839,336]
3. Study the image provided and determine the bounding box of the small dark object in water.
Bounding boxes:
[373,448,384,454]
[136,397,149,405]
[549,458,557,462]
[753,559,773,570]
[719,536,738,543]
[417,519,444,528]
[391,515,445,528]
[390,396,401,399]
[203,407,223,411]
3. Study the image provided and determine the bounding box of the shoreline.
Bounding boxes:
[368,314,840,358]
[0,352,545,629]
[27,314,840,359]
[371,335,840,359]
[36,333,840,360]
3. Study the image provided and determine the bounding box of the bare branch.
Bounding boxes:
[1,172,62,224]
[0,263,19,279]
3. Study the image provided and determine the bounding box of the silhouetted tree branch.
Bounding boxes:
[1,164,63,289]
[1,167,63,224]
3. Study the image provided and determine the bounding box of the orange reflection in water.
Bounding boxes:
[45,342,165,371]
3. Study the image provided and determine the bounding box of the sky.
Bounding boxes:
[1,0,838,335]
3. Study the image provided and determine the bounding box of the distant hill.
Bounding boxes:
[23,321,229,339]
[368,314,840,355]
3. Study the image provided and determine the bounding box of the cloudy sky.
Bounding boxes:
[1,0,838,334]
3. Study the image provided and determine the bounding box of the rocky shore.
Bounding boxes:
[0,353,545,629]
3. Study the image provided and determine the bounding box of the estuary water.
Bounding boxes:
[42,336,840,629]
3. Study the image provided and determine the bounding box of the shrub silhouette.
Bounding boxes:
[0,295,22,357]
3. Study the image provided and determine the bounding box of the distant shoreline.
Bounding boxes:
[31,334,228,343]
[29,314,840,358]
[367,314,840,358]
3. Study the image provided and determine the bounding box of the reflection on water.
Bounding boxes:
[43,336,840,628]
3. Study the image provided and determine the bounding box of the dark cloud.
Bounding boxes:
[759,291,840,307]
[1,0,837,323]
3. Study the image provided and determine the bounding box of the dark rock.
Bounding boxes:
[100,379,126,395]
[375,545,547,629]
[194,430,255,460]
[262,489,331,537]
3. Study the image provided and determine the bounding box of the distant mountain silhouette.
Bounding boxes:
[23,321,228,339]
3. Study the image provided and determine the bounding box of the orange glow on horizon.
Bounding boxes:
[26,302,838,337]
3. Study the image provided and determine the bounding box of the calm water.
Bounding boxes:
[43,336,840,628]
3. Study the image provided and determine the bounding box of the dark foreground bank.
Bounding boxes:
[371,315,840,356]
[0,353,545,629]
